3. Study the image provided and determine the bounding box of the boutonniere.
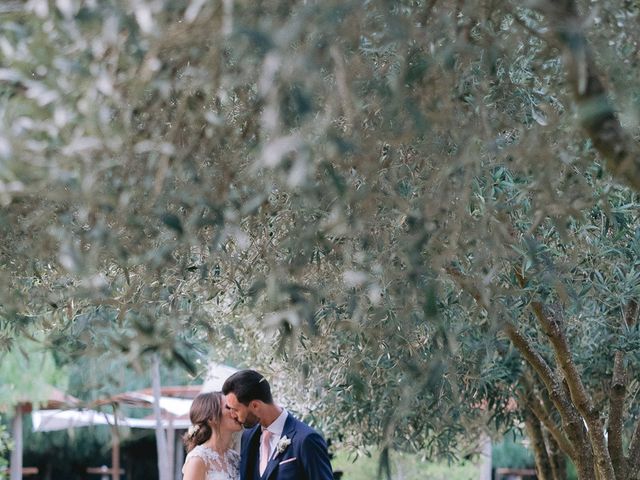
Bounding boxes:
[276,436,291,455]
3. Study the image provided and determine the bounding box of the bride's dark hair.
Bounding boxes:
[183,391,224,452]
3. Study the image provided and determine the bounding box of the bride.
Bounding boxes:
[182,391,243,480]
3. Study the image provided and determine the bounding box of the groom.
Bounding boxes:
[222,369,334,480]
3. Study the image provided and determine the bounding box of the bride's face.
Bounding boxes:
[219,397,243,433]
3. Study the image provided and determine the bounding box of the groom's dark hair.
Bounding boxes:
[222,369,274,405]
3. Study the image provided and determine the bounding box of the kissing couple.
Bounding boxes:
[181,369,335,480]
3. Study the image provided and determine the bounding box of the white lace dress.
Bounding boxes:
[182,445,240,480]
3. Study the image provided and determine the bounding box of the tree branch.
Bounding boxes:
[505,323,590,465]
[628,419,640,477]
[608,299,637,478]
[535,0,640,192]
[514,269,605,477]
[446,266,594,477]
[516,272,615,479]
[507,323,595,478]
[524,406,554,480]
[526,394,575,461]
[622,300,639,475]
[545,429,568,480]
[608,351,627,480]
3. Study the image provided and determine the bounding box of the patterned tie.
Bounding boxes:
[259,429,272,476]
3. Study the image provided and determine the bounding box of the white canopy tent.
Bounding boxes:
[31,408,192,432]
[115,392,193,417]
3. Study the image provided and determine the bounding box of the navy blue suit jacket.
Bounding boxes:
[239,413,334,480]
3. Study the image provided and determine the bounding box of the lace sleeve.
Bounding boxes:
[182,445,210,474]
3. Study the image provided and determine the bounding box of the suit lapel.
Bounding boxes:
[242,425,261,480]
[262,414,297,480]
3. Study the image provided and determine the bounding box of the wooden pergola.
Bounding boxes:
[29,385,201,480]
[93,385,201,480]
[11,363,235,480]
[9,386,79,480]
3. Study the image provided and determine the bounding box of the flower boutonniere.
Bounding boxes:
[276,436,291,455]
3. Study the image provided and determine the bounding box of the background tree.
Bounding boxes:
[1,1,640,479]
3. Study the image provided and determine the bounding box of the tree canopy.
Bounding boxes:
[1,1,640,479]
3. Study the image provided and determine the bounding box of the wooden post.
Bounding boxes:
[166,418,175,480]
[152,354,171,480]
[111,422,120,480]
[174,432,185,480]
[479,433,492,480]
[10,405,23,480]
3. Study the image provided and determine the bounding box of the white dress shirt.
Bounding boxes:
[261,408,288,464]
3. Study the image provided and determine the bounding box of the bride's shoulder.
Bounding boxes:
[187,445,217,462]
[182,446,213,475]
[188,444,207,455]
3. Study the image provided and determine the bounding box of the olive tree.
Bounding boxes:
[1,1,640,479]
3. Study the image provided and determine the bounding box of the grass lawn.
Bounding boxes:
[331,450,481,480]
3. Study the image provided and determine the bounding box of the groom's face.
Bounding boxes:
[225,392,260,428]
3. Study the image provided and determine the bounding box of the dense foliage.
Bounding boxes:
[1,1,640,479]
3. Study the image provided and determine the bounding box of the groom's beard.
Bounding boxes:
[243,412,260,428]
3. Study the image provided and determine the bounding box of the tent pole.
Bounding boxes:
[152,354,170,480]
[174,432,184,480]
[166,419,175,480]
[111,425,120,480]
[10,405,22,480]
